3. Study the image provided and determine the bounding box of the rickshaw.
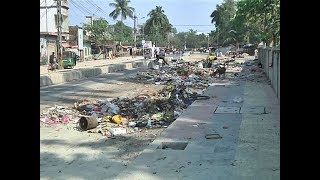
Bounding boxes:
[62,51,79,69]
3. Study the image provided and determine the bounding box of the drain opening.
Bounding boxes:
[157,142,188,150]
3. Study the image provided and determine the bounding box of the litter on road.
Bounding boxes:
[40,57,263,138]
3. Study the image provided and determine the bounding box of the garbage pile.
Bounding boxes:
[134,61,216,87]
[41,59,264,136]
[40,105,80,125]
[40,60,218,135]
[226,60,267,83]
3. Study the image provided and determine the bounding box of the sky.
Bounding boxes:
[68,0,223,34]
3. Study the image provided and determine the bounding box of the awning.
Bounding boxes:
[121,46,131,49]
[62,42,71,48]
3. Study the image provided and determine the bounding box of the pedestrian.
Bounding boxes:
[155,47,160,59]
[159,49,169,66]
[48,52,57,71]
[254,49,258,59]
[206,53,217,68]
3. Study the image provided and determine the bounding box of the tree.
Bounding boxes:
[84,18,113,56]
[210,0,237,45]
[109,0,135,22]
[112,21,134,44]
[144,6,173,46]
[212,0,280,47]
[234,0,280,46]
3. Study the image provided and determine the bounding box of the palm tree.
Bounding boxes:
[109,0,135,22]
[147,6,169,27]
[144,6,172,46]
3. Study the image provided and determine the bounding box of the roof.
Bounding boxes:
[121,45,132,49]
[62,42,71,48]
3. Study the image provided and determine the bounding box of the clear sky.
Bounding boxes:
[69,0,223,34]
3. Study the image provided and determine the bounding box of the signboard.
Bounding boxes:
[78,28,83,50]
[40,38,47,53]
[143,41,152,48]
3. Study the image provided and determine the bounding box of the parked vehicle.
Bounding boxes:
[143,48,152,59]
[62,51,79,69]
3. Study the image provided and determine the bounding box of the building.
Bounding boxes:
[68,26,93,61]
[40,0,70,62]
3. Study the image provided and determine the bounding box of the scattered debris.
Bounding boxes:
[233,96,243,103]
[79,116,99,131]
[110,127,127,136]
[40,58,268,138]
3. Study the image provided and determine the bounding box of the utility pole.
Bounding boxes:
[45,0,48,33]
[207,34,209,52]
[133,15,137,48]
[56,0,63,69]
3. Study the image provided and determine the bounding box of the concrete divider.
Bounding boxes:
[40,59,153,87]
[258,47,280,100]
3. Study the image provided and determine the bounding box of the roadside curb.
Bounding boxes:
[40,59,153,87]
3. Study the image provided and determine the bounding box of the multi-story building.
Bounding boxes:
[40,0,70,62]
[69,26,93,61]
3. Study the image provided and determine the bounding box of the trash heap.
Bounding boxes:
[40,105,80,125]
[134,61,215,87]
[40,60,236,136]
[228,60,267,83]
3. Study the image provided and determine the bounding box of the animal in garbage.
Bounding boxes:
[212,63,226,78]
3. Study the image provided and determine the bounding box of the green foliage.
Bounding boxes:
[210,0,236,43]
[210,0,280,46]
[109,0,135,22]
[84,18,113,46]
[169,30,211,49]
[112,21,134,43]
[144,6,173,46]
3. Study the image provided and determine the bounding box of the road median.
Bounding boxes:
[40,59,152,87]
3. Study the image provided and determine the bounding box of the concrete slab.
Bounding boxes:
[240,106,265,114]
[215,106,241,114]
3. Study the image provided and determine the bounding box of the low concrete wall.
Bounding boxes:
[40,59,153,87]
[258,48,280,100]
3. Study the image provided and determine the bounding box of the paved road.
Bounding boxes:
[40,67,145,110]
